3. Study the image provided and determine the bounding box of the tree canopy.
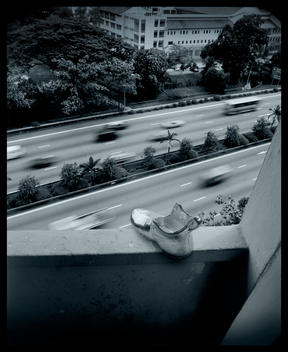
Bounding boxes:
[201,15,268,83]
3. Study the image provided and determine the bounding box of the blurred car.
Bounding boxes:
[7,145,26,160]
[161,120,186,129]
[108,151,137,164]
[96,128,119,142]
[30,155,57,168]
[106,121,129,130]
[201,165,232,186]
[49,208,115,230]
[149,132,168,142]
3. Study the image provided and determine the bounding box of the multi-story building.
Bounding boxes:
[97,6,281,59]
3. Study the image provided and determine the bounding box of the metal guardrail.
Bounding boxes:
[7,138,271,216]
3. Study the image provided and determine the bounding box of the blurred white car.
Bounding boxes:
[7,145,26,160]
[106,121,129,130]
[149,132,168,142]
[161,120,186,129]
[49,208,115,230]
[108,152,137,164]
[201,165,232,186]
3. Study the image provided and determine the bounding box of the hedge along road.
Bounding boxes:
[7,142,270,231]
[7,93,280,193]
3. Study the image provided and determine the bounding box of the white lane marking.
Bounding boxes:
[105,141,116,145]
[7,143,270,220]
[180,182,192,187]
[196,114,204,117]
[44,166,57,171]
[238,164,247,168]
[38,144,50,149]
[204,120,213,124]
[215,128,223,131]
[110,151,123,155]
[258,151,267,155]
[7,93,281,144]
[107,204,122,210]
[120,223,131,229]
[151,122,161,126]
[194,196,206,202]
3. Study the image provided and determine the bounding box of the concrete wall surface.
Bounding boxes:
[7,225,248,347]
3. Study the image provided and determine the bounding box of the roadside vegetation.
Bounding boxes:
[7,115,278,210]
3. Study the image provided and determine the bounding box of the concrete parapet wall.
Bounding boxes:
[7,225,248,346]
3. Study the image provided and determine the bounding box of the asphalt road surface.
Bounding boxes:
[7,142,269,231]
[7,92,280,193]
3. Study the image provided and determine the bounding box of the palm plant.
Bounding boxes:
[80,156,101,184]
[268,105,281,127]
[160,130,180,161]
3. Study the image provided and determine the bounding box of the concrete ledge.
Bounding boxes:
[8,225,248,266]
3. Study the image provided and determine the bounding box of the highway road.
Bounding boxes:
[7,142,269,231]
[7,92,280,193]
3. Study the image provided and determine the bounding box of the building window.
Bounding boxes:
[105,21,109,26]
[197,40,199,43]
[141,35,145,44]
[186,40,188,44]
[154,19,158,26]
[158,40,163,47]
[141,20,145,32]
[159,30,164,38]
[182,41,184,44]
[178,41,180,44]
[117,24,122,30]
[160,19,165,27]
[168,41,173,45]
[174,31,176,35]
[134,19,139,31]
[154,31,158,38]
[117,34,121,39]
[193,40,195,43]
[140,45,145,50]
[153,41,157,47]
[190,40,192,43]
[134,34,139,43]
[111,22,115,28]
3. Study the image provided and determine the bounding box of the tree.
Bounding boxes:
[143,146,156,168]
[178,138,198,160]
[60,163,83,190]
[18,175,39,203]
[100,158,128,182]
[268,105,281,127]
[202,131,221,153]
[202,67,227,94]
[160,130,180,160]
[201,15,268,84]
[134,48,168,99]
[80,156,101,185]
[224,125,242,148]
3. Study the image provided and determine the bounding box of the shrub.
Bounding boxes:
[224,125,241,148]
[18,175,39,203]
[60,163,83,190]
[179,101,187,106]
[36,187,52,201]
[191,99,197,104]
[168,153,183,163]
[239,134,249,146]
[202,131,221,153]
[243,132,258,143]
[179,138,198,160]
[252,118,273,140]
[113,166,128,179]
[31,121,41,127]
[202,67,227,94]
[214,95,221,101]
[128,110,135,114]
[173,103,179,107]
[148,158,166,170]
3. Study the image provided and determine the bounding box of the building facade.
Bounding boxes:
[97,6,281,59]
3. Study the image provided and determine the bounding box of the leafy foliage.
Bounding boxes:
[18,175,39,202]
[100,158,128,182]
[268,105,281,127]
[252,118,273,139]
[199,195,249,226]
[202,131,221,153]
[201,15,268,83]
[178,138,198,160]
[224,125,242,147]
[80,156,101,185]
[60,163,83,190]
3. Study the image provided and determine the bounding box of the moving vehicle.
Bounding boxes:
[224,97,261,115]
[161,120,186,129]
[49,208,115,230]
[30,155,57,168]
[108,151,137,164]
[97,129,119,142]
[149,133,168,142]
[106,121,129,130]
[201,165,232,186]
[7,145,26,160]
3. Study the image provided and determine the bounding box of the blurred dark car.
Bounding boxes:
[30,155,57,168]
[201,165,232,187]
[97,129,119,142]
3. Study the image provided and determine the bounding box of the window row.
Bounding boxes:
[167,29,221,35]
[269,36,281,42]
[153,40,164,48]
[154,19,166,27]
[134,34,145,43]
[154,30,164,38]
[177,39,214,44]
[134,19,146,32]
[104,21,122,30]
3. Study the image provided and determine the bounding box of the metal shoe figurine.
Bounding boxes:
[130,203,202,258]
